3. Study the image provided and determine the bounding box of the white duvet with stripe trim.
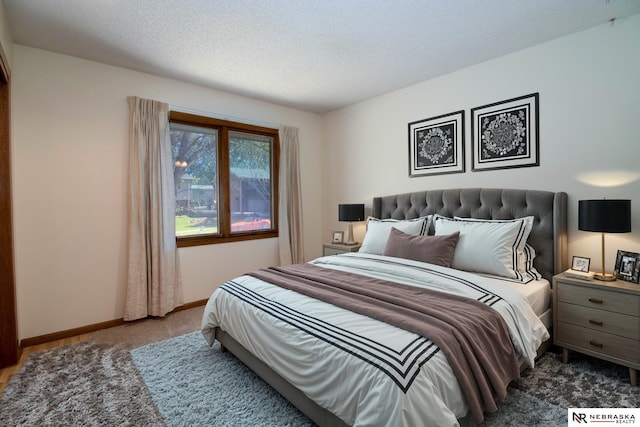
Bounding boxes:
[201,253,549,427]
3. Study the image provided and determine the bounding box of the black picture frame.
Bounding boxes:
[408,110,464,177]
[571,256,590,272]
[471,93,539,172]
[614,250,640,284]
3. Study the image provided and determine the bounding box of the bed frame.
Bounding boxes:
[215,187,568,426]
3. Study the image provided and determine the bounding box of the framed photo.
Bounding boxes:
[471,93,539,172]
[332,231,344,244]
[614,250,640,284]
[571,256,590,272]
[408,110,464,177]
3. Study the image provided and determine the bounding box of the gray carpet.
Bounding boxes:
[1,331,638,426]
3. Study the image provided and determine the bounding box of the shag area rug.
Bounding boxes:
[0,342,164,426]
[1,331,638,426]
[130,332,313,426]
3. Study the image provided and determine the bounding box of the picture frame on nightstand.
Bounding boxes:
[332,231,344,244]
[614,250,640,284]
[571,256,590,272]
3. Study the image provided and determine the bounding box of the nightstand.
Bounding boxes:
[323,243,361,256]
[552,273,640,386]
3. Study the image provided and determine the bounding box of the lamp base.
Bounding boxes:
[594,273,617,281]
[344,222,358,246]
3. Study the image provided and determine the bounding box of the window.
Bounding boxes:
[169,111,279,247]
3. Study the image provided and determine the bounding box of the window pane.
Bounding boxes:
[170,124,218,237]
[229,131,273,233]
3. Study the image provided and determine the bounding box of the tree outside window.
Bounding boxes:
[169,111,278,247]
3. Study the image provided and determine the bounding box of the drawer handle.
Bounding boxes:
[588,319,603,326]
[588,298,603,304]
[589,340,603,348]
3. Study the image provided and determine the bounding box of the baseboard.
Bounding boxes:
[19,299,208,348]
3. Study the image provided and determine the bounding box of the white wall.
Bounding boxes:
[323,14,640,274]
[12,46,324,339]
[11,13,640,341]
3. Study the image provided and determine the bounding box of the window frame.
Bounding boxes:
[169,111,279,247]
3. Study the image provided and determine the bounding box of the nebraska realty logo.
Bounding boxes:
[569,408,639,425]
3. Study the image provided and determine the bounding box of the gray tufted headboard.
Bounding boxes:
[372,188,568,282]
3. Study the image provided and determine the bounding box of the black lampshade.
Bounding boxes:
[338,204,365,222]
[578,199,631,233]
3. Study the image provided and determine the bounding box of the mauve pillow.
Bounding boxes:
[382,227,460,267]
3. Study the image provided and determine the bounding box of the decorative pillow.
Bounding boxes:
[383,227,459,267]
[359,216,431,255]
[434,216,534,279]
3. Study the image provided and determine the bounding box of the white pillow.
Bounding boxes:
[434,216,534,279]
[453,216,534,241]
[452,216,542,282]
[519,243,543,281]
[359,216,431,255]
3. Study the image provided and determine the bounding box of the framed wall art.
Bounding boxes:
[471,93,539,172]
[614,250,640,284]
[408,110,464,177]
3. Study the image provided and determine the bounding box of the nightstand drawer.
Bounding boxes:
[557,322,640,363]
[324,247,347,256]
[323,243,361,256]
[557,302,639,339]
[557,283,639,316]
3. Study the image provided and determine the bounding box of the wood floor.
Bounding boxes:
[0,305,204,397]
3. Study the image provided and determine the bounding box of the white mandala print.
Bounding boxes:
[418,127,452,164]
[481,111,526,157]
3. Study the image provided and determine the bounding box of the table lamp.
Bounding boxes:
[578,199,631,281]
[338,204,365,245]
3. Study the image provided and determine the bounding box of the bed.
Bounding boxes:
[202,188,568,426]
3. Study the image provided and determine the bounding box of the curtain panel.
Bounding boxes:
[125,96,183,321]
[278,126,304,265]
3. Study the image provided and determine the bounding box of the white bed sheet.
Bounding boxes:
[483,273,550,318]
[201,253,550,427]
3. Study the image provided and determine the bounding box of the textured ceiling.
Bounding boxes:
[5,0,640,113]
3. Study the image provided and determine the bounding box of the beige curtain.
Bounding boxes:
[124,96,183,321]
[278,126,305,265]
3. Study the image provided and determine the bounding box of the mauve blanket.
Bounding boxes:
[248,263,520,425]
